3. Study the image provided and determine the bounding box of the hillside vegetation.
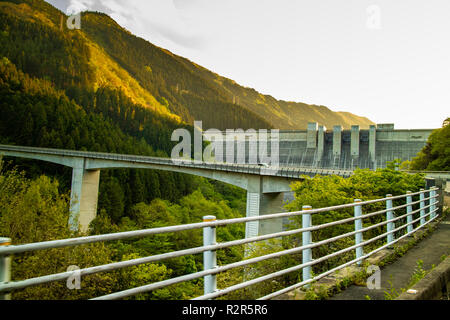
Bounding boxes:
[0,162,245,299]
[0,0,376,225]
[410,118,450,171]
[80,10,374,130]
[0,0,373,130]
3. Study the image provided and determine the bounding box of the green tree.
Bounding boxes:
[98,176,125,222]
[410,119,450,171]
[285,168,425,276]
[0,162,116,299]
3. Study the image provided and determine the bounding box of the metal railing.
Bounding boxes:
[0,187,440,300]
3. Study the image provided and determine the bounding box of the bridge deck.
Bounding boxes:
[0,144,354,178]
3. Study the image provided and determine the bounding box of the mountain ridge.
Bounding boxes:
[1,0,374,130]
[78,7,374,130]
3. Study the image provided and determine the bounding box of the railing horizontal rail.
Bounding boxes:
[92,204,439,300]
[194,207,439,300]
[0,187,440,299]
[0,192,437,256]
[3,200,436,293]
[259,210,439,300]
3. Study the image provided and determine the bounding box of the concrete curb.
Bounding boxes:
[396,257,450,300]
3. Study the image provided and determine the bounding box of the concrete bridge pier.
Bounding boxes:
[245,191,287,237]
[259,192,286,235]
[245,176,290,238]
[69,162,100,233]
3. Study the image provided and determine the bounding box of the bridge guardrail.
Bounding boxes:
[0,144,356,178]
[0,187,440,300]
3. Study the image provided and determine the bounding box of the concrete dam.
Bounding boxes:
[203,123,433,170]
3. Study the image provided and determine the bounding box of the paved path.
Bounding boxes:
[330,213,450,300]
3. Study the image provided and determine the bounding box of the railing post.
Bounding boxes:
[419,189,426,226]
[354,199,363,266]
[406,191,413,234]
[430,187,436,219]
[302,206,312,286]
[0,237,11,300]
[386,194,394,244]
[203,216,217,296]
[435,186,439,216]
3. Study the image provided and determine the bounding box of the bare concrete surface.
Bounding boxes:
[330,213,450,300]
[396,257,450,300]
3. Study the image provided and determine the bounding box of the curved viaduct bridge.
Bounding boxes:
[0,144,353,236]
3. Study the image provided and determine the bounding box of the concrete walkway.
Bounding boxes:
[330,213,450,300]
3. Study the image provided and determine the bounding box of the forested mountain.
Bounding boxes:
[0,0,377,228]
[178,60,375,130]
[80,10,374,130]
[0,0,376,219]
[0,3,248,298]
[0,0,272,130]
[0,56,200,220]
[0,0,254,226]
[0,0,373,131]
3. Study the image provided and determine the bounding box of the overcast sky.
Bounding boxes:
[47,0,450,129]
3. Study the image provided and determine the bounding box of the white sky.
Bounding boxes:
[47,0,450,129]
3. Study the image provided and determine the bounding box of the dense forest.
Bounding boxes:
[0,56,204,220]
[0,161,247,299]
[0,0,272,219]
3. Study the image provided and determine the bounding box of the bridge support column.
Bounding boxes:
[245,192,287,238]
[69,161,100,233]
[245,176,287,238]
[245,192,260,238]
[259,192,286,235]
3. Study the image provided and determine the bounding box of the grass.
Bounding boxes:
[383,259,435,300]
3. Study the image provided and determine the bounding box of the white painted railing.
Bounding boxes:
[0,187,440,300]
